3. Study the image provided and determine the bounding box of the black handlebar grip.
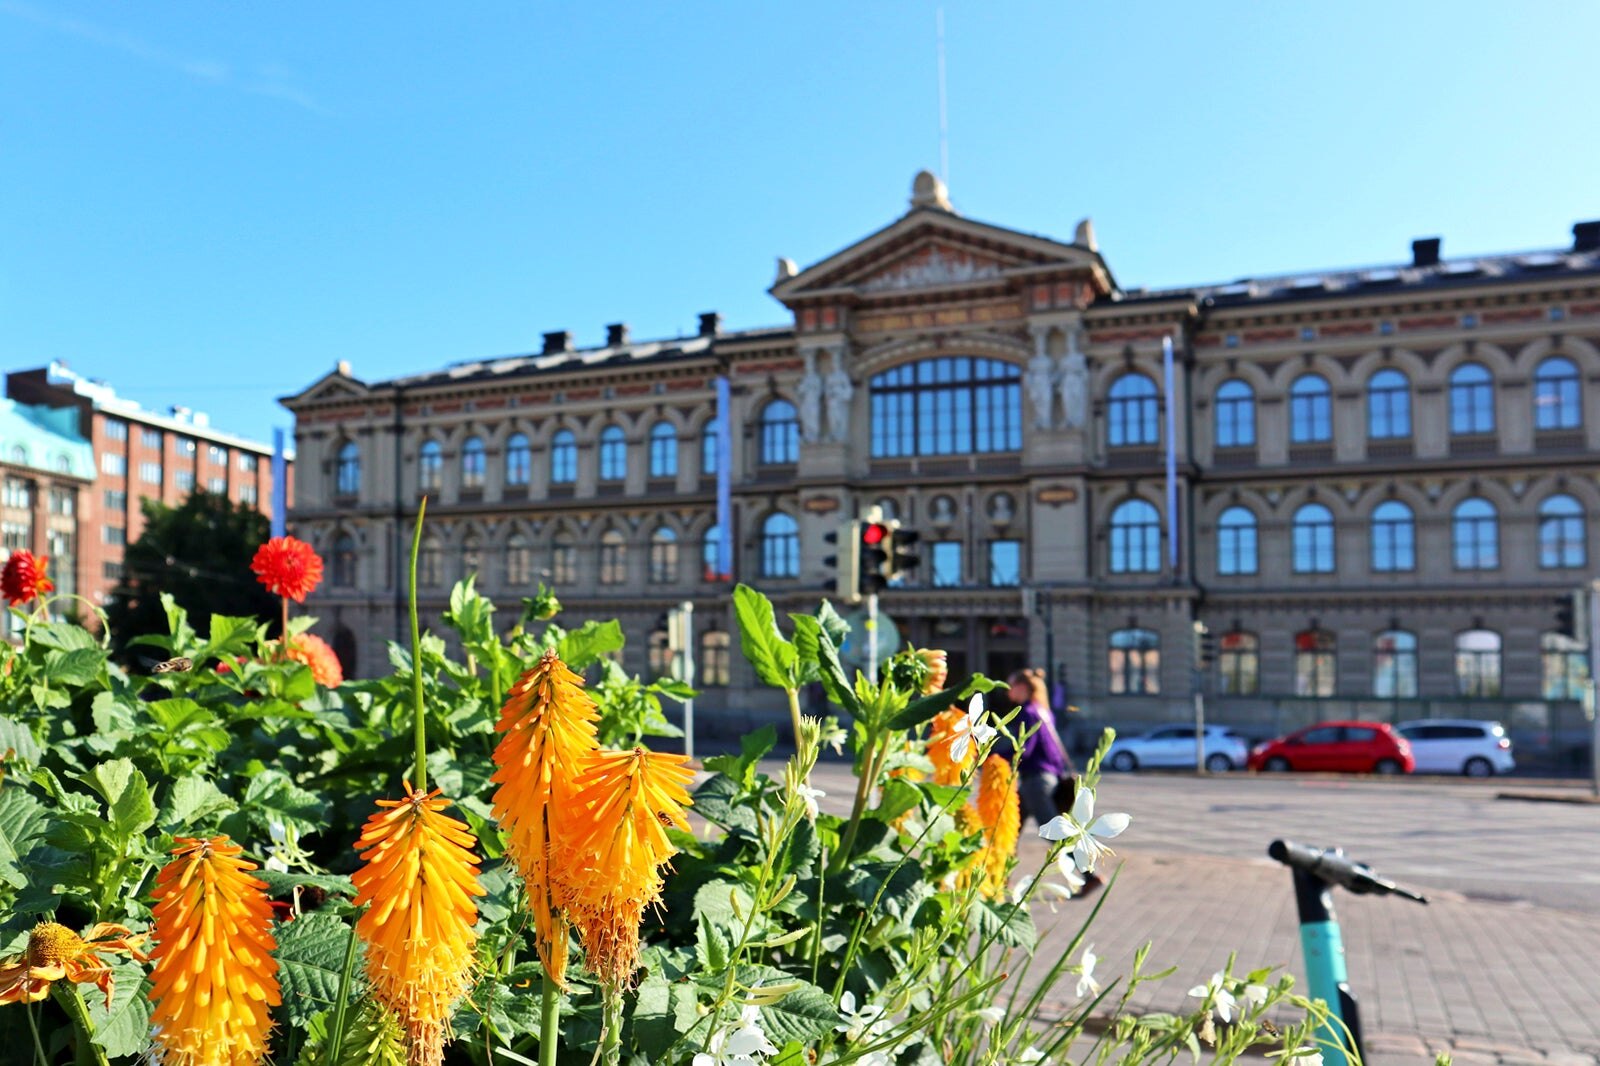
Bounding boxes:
[1268,839,1364,888]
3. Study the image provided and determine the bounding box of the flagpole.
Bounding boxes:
[1163,335,1178,575]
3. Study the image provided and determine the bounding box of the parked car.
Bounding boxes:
[1106,725,1251,772]
[1394,719,1515,777]
[1247,721,1415,774]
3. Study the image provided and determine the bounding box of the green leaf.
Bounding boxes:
[43,647,106,687]
[692,879,759,939]
[275,911,361,1025]
[701,724,776,789]
[733,584,798,690]
[0,787,50,889]
[971,897,1038,950]
[630,968,701,1059]
[844,858,929,921]
[201,613,260,659]
[0,717,45,768]
[866,777,923,825]
[162,775,237,830]
[26,621,100,651]
[695,911,730,971]
[557,619,626,669]
[885,674,1004,731]
[736,965,838,1045]
[690,773,760,837]
[254,868,357,902]
[241,769,328,835]
[77,758,157,838]
[84,959,154,1059]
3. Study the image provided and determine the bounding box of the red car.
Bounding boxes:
[1247,721,1415,775]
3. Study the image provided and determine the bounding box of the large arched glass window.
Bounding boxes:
[332,533,357,587]
[1452,498,1498,570]
[1370,500,1416,572]
[649,422,678,478]
[418,441,443,491]
[599,426,627,481]
[1218,632,1259,695]
[1107,374,1159,446]
[1534,356,1581,430]
[1108,628,1160,695]
[1292,503,1336,573]
[1372,630,1417,698]
[506,533,531,586]
[505,433,531,487]
[1542,632,1589,699]
[550,430,577,484]
[869,357,1022,457]
[760,513,799,578]
[1455,629,1501,697]
[702,524,724,581]
[1109,499,1160,574]
[336,441,361,496]
[649,527,679,584]
[1217,507,1258,575]
[1289,375,1332,443]
[1366,369,1411,439]
[1294,629,1336,696]
[1539,494,1586,568]
[1214,380,1255,447]
[599,530,627,584]
[759,401,799,464]
[1449,363,1495,434]
[461,436,486,490]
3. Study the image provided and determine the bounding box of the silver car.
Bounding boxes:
[1394,719,1515,777]
[1105,725,1251,773]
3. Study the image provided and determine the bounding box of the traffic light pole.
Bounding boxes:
[1590,581,1600,798]
[866,592,880,686]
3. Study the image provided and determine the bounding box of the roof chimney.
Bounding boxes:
[1411,237,1442,268]
[542,330,572,354]
[1574,221,1600,253]
[698,312,722,337]
[605,322,630,347]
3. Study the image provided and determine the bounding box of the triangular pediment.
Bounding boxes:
[278,367,370,408]
[772,206,1113,305]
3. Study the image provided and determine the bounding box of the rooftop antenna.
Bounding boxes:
[937,7,949,185]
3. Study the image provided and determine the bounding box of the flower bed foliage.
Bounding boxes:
[0,541,1349,1066]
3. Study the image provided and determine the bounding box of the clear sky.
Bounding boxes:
[3,2,1597,445]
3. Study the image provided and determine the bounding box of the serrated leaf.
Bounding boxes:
[0,717,45,768]
[274,911,360,1025]
[27,621,100,651]
[162,775,237,830]
[43,647,106,687]
[971,897,1038,950]
[556,619,625,670]
[0,787,50,889]
[695,912,730,971]
[84,958,154,1059]
[690,774,759,837]
[77,759,156,837]
[736,965,838,1045]
[844,859,928,921]
[630,969,701,1059]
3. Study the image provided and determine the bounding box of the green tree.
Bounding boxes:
[106,491,279,659]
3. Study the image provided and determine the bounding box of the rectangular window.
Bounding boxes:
[238,453,258,473]
[701,631,731,687]
[987,540,1021,587]
[175,471,195,492]
[208,445,228,466]
[239,484,258,505]
[930,541,962,587]
[48,488,74,516]
[208,477,226,494]
[141,427,162,449]
[103,561,124,581]
[1,522,29,551]
[102,453,126,476]
[104,489,127,512]
[103,419,127,442]
[140,461,162,486]
[104,526,126,547]
[178,437,196,457]
[551,543,577,585]
[1,479,28,509]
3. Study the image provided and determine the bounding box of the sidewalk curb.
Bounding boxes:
[1495,789,1600,805]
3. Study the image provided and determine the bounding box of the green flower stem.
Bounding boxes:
[599,987,623,1066]
[324,910,364,1066]
[410,497,428,792]
[25,1003,47,1066]
[52,984,109,1066]
[539,974,559,1066]
[831,728,889,873]
[785,686,804,760]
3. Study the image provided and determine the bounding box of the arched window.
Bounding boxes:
[461,534,482,577]
[648,626,672,678]
[1541,632,1589,699]
[1455,629,1501,697]
[1294,629,1336,697]
[550,429,577,484]
[1214,380,1255,448]
[649,527,679,584]
[332,625,358,679]
[599,530,627,584]
[1372,630,1417,698]
[551,534,576,584]
[1292,503,1335,573]
[1108,628,1160,695]
[461,437,486,490]
[332,533,357,587]
[9,445,26,464]
[1218,632,1259,695]
[649,422,678,478]
[701,629,731,687]
[1109,499,1160,574]
[1289,375,1331,443]
[1107,374,1159,446]
[701,424,719,476]
[336,441,360,496]
[418,440,443,491]
[1366,369,1411,439]
[759,401,799,465]
[1449,364,1495,434]
[1539,494,1586,569]
[1534,356,1581,430]
[418,535,443,587]
[53,454,71,474]
[505,433,531,487]
[702,524,725,581]
[1370,500,1415,572]
[870,357,1022,457]
[1217,507,1258,575]
[599,426,627,481]
[506,533,531,586]
[760,513,799,578]
[1451,498,1498,570]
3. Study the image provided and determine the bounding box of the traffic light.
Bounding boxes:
[859,520,892,596]
[887,526,921,584]
[1554,590,1587,642]
[1195,622,1218,667]
[823,520,862,604]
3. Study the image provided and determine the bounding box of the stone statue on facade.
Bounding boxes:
[1059,328,1089,429]
[824,348,853,443]
[797,349,824,443]
[1025,340,1056,430]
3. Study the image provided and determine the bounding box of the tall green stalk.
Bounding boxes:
[410,497,428,791]
[539,976,560,1066]
[53,984,109,1066]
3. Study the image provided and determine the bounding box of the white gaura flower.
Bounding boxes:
[694,1005,778,1066]
[1037,787,1131,872]
[1268,1048,1324,1066]
[974,1004,1006,1026]
[1019,1047,1047,1063]
[1073,946,1102,999]
[948,693,997,764]
[1187,972,1238,1024]
[1242,981,1270,1012]
[834,990,887,1041]
[796,783,826,822]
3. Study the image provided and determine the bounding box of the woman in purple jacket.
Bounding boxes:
[1007,668,1073,828]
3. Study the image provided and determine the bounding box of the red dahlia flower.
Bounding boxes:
[1,551,53,607]
[250,536,323,603]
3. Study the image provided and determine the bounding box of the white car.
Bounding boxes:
[1394,719,1515,777]
[1105,725,1250,773]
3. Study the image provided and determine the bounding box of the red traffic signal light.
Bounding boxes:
[861,522,889,546]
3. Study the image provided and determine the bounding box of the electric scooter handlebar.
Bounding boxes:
[1268,839,1428,904]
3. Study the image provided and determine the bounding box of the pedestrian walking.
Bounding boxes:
[1006,668,1073,829]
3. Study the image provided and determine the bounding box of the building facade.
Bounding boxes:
[5,363,295,618]
[0,398,93,633]
[282,174,1600,749]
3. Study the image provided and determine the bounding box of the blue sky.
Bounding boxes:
[3,2,1597,445]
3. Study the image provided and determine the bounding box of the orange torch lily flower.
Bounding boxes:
[0,921,145,1007]
[352,783,485,1066]
[972,756,1021,900]
[147,837,280,1066]
[926,707,971,786]
[489,649,599,988]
